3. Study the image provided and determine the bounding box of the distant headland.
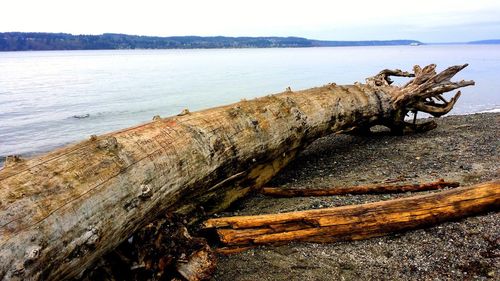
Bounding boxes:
[0,32,425,51]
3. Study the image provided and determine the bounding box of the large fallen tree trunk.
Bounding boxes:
[204,181,500,246]
[0,64,473,280]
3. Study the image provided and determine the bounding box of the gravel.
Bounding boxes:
[212,113,500,281]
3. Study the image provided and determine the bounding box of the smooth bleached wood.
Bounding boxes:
[0,64,473,280]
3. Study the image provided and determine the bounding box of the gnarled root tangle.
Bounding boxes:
[366,63,474,134]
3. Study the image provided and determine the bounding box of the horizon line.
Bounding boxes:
[1,31,499,44]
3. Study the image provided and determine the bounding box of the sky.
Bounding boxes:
[1,0,499,42]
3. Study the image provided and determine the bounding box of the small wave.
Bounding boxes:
[478,108,500,113]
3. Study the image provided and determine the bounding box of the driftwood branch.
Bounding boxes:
[365,68,414,86]
[412,91,462,117]
[261,179,459,197]
[205,181,499,246]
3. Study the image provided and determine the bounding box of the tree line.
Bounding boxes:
[0,32,423,51]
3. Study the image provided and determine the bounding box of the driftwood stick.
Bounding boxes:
[261,179,459,197]
[205,181,499,246]
[215,246,256,255]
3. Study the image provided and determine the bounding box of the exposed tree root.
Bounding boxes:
[365,63,474,135]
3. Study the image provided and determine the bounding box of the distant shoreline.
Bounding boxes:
[1,32,425,51]
[1,33,498,52]
[2,43,498,54]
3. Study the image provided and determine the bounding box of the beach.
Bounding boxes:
[213,112,499,281]
[3,2,500,280]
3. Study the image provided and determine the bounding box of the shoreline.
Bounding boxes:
[1,43,499,53]
[1,112,498,170]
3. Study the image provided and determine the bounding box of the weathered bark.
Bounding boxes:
[261,179,460,197]
[204,181,500,246]
[0,64,473,280]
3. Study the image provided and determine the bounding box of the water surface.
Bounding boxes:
[1,45,499,164]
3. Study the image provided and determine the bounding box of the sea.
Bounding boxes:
[0,45,499,166]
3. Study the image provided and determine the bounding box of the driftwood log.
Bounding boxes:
[204,181,500,246]
[261,179,460,197]
[0,64,474,280]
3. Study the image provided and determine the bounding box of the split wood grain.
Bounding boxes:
[205,181,499,246]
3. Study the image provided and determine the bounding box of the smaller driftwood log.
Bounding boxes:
[261,179,459,197]
[204,181,499,246]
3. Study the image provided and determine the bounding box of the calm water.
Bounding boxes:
[0,45,499,164]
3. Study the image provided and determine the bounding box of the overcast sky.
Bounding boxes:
[1,0,499,42]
